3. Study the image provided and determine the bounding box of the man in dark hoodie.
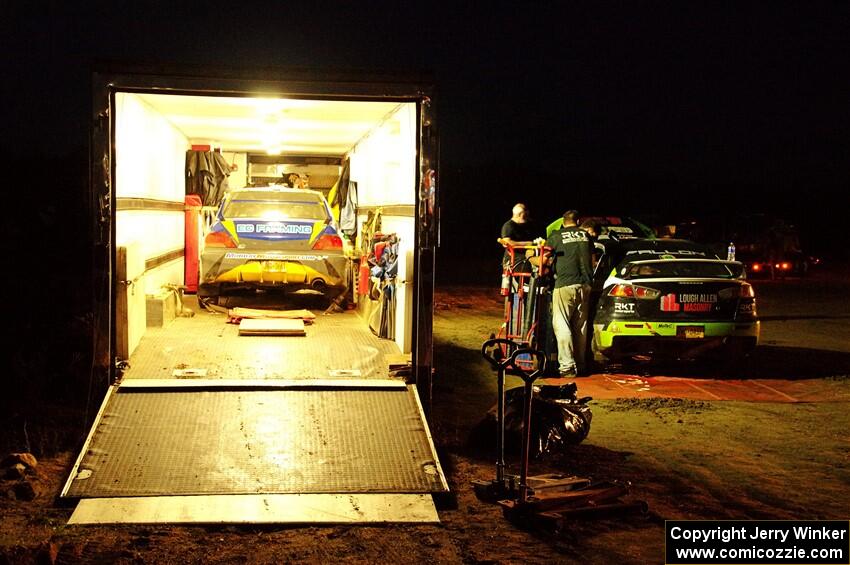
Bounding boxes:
[545,210,594,376]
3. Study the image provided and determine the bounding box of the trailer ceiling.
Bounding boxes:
[133,93,404,155]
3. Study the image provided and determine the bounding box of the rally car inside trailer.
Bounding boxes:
[589,238,760,364]
[69,67,446,525]
[199,186,348,303]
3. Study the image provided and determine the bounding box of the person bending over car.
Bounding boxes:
[545,210,594,377]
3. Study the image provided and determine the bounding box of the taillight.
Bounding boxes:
[609,284,633,298]
[313,234,343,250]
[634,286,660,299]
[719,283,754,299]
[204,231,237,248]
[608,284,659,299]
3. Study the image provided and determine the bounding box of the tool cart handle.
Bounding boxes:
[507,347,546,383]
[481,338,523,370]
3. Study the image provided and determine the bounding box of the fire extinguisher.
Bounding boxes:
[358,256,370,295]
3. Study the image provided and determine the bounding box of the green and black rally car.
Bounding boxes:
[589,238,759,363]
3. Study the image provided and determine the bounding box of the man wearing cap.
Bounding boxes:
[545,209,594,376]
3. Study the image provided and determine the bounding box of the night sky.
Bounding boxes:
[3,1,849,276]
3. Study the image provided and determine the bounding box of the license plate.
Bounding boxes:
[263,261,286,273]
[677,326,704,339]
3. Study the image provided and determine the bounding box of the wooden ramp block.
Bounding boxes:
[238,318,306,336]
[229,307,316,322]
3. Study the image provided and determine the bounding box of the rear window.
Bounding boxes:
[619,260,743,279]
[223,194,328,221]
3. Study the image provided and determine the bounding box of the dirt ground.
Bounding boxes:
[2,268,849,564]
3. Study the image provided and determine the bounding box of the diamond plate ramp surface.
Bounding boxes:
[65,384,446,498]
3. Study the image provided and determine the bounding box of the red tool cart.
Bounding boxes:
[497,241,550,371]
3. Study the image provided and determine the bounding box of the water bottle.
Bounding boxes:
[727,241,736,261]
[500,273,510,296]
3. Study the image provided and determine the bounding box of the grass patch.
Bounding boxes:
[605,397,715,414]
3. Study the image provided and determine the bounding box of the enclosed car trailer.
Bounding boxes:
[64,64,445,524]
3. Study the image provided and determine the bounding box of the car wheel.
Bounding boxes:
[310,278,328,293]
[590,334,608,363]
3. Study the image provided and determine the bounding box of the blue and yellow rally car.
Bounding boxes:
[199,187,347,303]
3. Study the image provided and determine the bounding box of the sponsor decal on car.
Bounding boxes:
[680,293,717,303]
[660,293,717,312]
[660,293,680,312]
[239,222,314,235]
[223,252,330,261]
[614,303,636,313]
[626,249,707,257]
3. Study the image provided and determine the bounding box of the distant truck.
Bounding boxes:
[672,213,812,278]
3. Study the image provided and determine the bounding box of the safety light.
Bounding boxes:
[752,263,761,271]
[608,284,660,299]
[780,262,791,270]
[204,231,237,248]
[313,234,343,250]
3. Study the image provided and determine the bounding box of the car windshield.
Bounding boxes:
[619,260,744,279]
[223,196,328,221]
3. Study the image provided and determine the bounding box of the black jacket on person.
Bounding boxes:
[546,226,593,288]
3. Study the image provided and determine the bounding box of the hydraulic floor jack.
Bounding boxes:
[473,338,648,532]
[472,339,592,501]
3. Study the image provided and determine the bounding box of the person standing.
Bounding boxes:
[545,210,594,376]
[498,203,538,271]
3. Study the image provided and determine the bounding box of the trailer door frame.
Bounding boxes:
[90,66,438,406]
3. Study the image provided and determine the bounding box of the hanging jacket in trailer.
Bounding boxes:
[186,150,232,206]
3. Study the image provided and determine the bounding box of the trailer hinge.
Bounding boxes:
[118,275,144,295]
[98,191,110,222]
[114,357,130,376]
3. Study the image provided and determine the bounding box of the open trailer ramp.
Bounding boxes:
[61,379,447,524]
